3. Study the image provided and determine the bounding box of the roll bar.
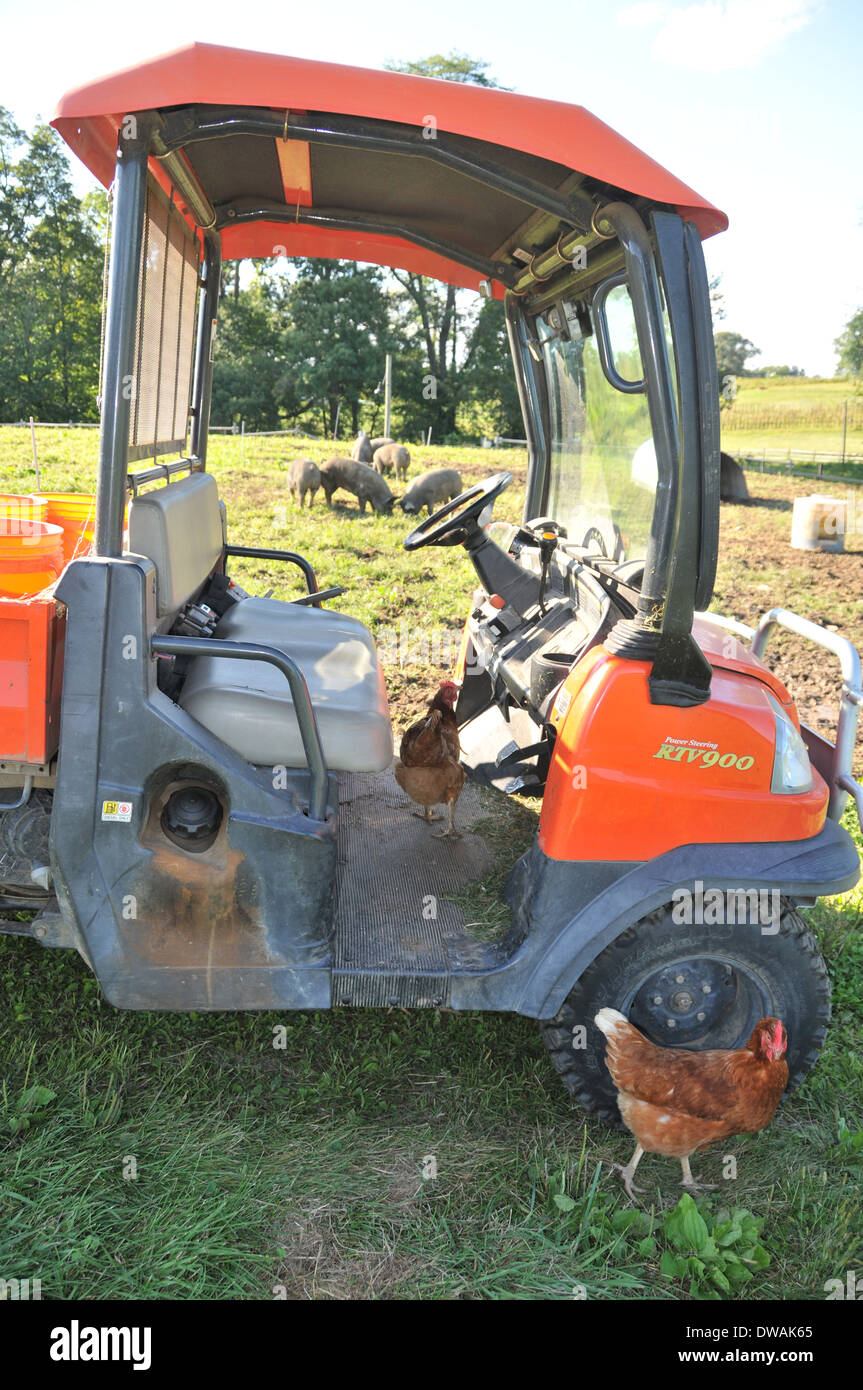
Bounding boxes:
[150,634,330,822]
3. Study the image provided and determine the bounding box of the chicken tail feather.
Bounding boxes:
[594,1007,630,1038]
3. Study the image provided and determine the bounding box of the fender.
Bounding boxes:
[448,819,859,1018]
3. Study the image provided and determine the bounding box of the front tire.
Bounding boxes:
[540,899,831,1126]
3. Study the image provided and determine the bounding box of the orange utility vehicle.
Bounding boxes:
[1,44,860,1120]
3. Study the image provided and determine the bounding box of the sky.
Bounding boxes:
[1,0,861,375]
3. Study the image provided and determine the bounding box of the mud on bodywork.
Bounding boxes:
[49,555,338,1010]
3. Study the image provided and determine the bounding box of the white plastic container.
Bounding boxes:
[790,495,847,552]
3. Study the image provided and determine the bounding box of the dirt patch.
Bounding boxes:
[271,1157,429,1300]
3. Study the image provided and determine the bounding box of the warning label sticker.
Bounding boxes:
[101,800,133,823]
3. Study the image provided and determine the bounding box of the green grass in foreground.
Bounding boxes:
[1,814,860,1300]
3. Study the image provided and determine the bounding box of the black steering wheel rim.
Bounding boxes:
[403,471,512,551]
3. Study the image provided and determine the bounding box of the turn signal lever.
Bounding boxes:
[537,527,559,613]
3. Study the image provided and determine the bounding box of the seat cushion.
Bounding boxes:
[179,598,393,772]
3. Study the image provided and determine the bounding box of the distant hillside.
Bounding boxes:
[721,376,863,456]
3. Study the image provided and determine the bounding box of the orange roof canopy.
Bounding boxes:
[53,42,727,291]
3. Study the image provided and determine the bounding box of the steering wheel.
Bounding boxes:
[403,471,512,551]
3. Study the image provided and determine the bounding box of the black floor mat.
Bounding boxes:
[331,765,496,1004]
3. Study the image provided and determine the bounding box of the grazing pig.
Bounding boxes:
[368,436,394,455]
[372,443,410,481]
[319,457,397,514]
[286,457,321,508]
[351,430,372,463]
[400,467,463,516]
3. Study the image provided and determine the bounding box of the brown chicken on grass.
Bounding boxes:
[595,1008,789,1197]
[394,680,466,838]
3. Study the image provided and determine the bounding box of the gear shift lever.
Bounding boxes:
[537,527,558,613]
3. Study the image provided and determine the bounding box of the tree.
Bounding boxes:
[835,309,863,377]
[714,331,761,383]
[0,121,103,421]
[275,260,396,437]
[383,53,509,441]
[751,364,805,378]
[459,298,523,438]
[210,278,287,431]
[211,259,399,435]
[0,107,27,290]
[383,51,508,88]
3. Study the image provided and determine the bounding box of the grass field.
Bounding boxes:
[721,376,863,459]
[1,427,862,1301]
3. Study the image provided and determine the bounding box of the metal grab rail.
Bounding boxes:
[151,635,329,822]
[751,608,862,827]
[291,587,346,607]
[127,457,202,495]
[698,608,862,828]
[224,545,321,607]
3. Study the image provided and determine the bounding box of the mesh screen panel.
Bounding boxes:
[128,179,200,462]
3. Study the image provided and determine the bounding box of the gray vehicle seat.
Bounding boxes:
[128,473,392,773]
[181,600,392,770]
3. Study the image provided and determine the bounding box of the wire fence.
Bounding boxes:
[729,450,863,487]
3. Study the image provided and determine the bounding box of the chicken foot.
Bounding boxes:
[432,801,461,839]
[610,1144,645,1199]
[412,806,442,822]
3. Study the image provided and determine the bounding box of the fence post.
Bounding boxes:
[841,399,848,465]
[29,416,40,490]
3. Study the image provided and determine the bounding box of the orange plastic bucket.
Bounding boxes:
[34,493,96,564]
[0,519,64,598]
[0,493,47,528]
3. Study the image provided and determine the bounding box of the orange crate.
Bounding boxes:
[0,593,66,765]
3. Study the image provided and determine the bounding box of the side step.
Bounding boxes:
[333,972,449,1008]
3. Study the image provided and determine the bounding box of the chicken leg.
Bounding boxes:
[680,1156,717,1191]
[432,801,460,839]
[610,1144,645,1199]
[412,806,442,822]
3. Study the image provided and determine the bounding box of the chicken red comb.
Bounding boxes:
[439,681,459,699]
[754,1017,787,1058]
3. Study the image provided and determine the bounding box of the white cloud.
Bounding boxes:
[617,0,817,71]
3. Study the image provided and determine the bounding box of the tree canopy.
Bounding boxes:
[714,331,761,382]
[835,308,863,377]
[0,110,104,422]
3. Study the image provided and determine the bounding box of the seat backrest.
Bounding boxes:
[128,472,223,618]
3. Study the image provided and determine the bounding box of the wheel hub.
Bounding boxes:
[630,958,736,1044]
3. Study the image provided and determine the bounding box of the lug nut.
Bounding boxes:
[696,1011,706,1022]
[702,984,711,994]
[675,974,685,984]
[667,1019,676,1028]
[653,995,663,1005]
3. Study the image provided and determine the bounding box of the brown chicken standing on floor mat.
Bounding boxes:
[395,680,466,838]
